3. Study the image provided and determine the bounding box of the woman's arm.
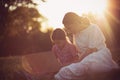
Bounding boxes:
[74,48,97,62]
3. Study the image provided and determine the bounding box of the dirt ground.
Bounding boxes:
[1,50,120,80]
[0,51,60,80]
[22,51,61,78]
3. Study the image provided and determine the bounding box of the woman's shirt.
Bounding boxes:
[74,24,106,54]
[73,24,119,71]
[52,42,78,66]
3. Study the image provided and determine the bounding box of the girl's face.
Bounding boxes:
[54,40,66,49]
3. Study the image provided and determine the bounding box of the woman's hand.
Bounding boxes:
[76,48,97,62]
[85,48,97,54]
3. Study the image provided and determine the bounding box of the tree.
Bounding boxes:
[0,0,52,57]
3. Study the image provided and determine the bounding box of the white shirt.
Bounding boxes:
[70,24,119,73]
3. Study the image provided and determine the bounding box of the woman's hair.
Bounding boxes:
[62,12,90,25]
[51,28,66,42]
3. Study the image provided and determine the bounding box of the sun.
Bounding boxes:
[36,0,108,31]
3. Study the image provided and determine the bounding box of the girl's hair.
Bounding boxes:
[51,28,66,42]
[62,12,90,25]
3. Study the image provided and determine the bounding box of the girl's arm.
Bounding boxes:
[57,58,63,66]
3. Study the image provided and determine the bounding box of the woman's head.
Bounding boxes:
[62,12,90,34]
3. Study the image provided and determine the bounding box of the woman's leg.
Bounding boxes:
[54,63,87,80]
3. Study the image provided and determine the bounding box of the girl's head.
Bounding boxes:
[51,28,66,41]
[62,12,90,34]
[51,28,67,48]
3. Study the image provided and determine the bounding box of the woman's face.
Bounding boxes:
[64,21,82,34]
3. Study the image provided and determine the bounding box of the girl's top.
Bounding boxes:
[52,42,78,65]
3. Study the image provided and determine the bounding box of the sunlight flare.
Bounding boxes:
[36,0,108,29]
[77,0,107,15]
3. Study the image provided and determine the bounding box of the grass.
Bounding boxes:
[0,56,28,80]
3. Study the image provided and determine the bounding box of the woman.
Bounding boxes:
[54,12,119,80]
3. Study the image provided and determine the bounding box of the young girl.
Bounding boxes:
[51,28,79,67]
